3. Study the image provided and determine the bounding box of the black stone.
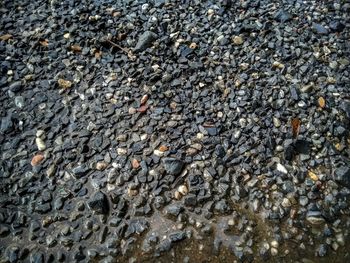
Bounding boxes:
[88,191,109,214]
[333,166,350,188]
[134,31,158,52]
[9,81,22,92]
[294,140,310,154]
[71,164,90,178]
[274,10,292,22]
[284,144,295,161]
[184,194,197,206]
[0,115,14,134]
[168,231,186,242]
[162,157,184,176]
[329,21,345,32]
[163,203,183,217]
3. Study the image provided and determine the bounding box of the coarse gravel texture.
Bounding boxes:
[1,0,350,262]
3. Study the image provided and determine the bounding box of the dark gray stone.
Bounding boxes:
[312,23,328,34]
[162,157,184,176]
[88,191,109,214]
[134,31,158,52]
[333,166,350,188]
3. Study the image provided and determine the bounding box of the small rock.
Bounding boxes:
[318,244,328,257]
[232,35,243,45]
[35,138,46,151]
[117,148,128,155]
[0,115,13,134]
[306,210,325,225]
[46,165,56,177]
[71,164,90,178]
[164,203,183,218]
[178,185,188,196]
[14,96,24,108]
[273,117,281,128]
[131,159,140,169]
[163,158,184,176]
[329,21,345,32]
[134,31,157,52]
[277,163,288,174]
[174,191,182,200]
[96,162,107,171]
[333,166,350,188]
[58,79,72,89]
[271,247,278,256]
[274,10,292,22]
[9,81,22,92]
[88,191,109,214]
[129,107,137,114]
[31,154,44,166]
[281,198,291,208]
[141,94,149,105]
[128,187,138,197]
[312,23,328,34]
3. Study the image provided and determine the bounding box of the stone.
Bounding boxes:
[134,31,157,52]
[329,21,345,32]
[9,81,22,92]
[0,115,13,134]
[168,231,186,242]
[96,162,107,171]
[31,154,44,166]
[277,163,288,174]
[164,204,183,218]
[274,10,292,22]
[178,185,188,196]
[162,158,184,176]
[57,79,72,89]
[71,164,90,178]
[333,166,350,188]
[232,35,243,45]
[88,191,109,214]
[14,96,24,108]
[306,210,325,225]
[312,23,328,34]
[35,138,46,151]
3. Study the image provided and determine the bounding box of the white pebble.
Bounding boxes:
[277,163,288,174]
[35,138,46,151]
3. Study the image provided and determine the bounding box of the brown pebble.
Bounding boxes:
[31,154,44,166]
[158,145,168,152]
[131,159,140,169]
[137,105,148,113]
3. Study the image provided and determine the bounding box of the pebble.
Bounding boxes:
[35,138,46,151]
[162,158,184,176]
[134,31,158,52]
[277,163,288,174]
[31,154,44,166]
[232,36,243,45]
[117,148,128,155]
[14,96,24,108]
[178,185,188,196]
[96,162,108,171]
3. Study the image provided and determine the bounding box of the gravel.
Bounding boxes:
[0,0,350,262]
